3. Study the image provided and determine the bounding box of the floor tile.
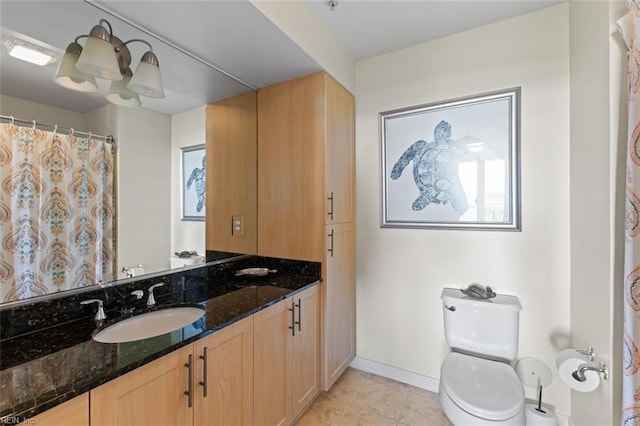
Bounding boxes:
[297,368,450,426]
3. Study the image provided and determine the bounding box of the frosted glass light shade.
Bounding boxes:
[106,72,141,107]
[54,50,99,92]
[75,36,122,81]
[128,59,164,98]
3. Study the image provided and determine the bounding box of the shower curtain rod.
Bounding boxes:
[0,114,113,143]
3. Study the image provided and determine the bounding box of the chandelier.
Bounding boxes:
[54,19,164,107]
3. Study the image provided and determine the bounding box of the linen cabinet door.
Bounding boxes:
[323,222,356,389]
[257,73,325,262]
[193,315,254,426]
[90,345,193,426]
[291,285,321,419]
[324,74,355,225]
[253,299,293,426]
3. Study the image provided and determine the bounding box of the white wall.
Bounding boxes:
[1,94,85,129]
[171,106,206,256]
[116,107,172,277]
[569,1,625,425]
[355,3,572,416]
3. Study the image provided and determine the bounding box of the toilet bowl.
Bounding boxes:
[439,352,525,425]
[439,288,525,425]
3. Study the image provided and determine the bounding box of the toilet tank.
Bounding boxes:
[441,287,522,361]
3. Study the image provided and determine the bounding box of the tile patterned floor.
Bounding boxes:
[295,368,453,426]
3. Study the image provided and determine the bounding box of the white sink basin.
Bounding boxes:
[93,306,206,343]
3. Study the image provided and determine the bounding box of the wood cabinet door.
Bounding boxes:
[257,73,325,262]
[32,393,89,426]
[324,74,355,225]
[291,285,321,418]
[193,315,253,426]
[323,222,356,390]
[90,345,193,426]
[253,299,293,426]
[206,91,257,254]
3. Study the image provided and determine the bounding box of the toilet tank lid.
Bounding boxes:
[441,287,522,312]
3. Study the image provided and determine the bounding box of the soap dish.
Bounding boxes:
[235,268,277,277]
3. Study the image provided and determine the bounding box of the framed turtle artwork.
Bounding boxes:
[181,144,206,221]
[379,87,521,230]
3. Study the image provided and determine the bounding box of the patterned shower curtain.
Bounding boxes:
[0,123,115,303]
[620,3,640,424]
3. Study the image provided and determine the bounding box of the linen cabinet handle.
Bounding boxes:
[295,298,302,331]
[199,347,208,398]
[185,354,193,408]
[288,301,296,337]
[328,229,335,257]
[328,192,334,221]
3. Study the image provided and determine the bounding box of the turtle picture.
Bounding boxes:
[390,120,469,215]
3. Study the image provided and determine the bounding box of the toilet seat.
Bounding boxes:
[440,352,524,421]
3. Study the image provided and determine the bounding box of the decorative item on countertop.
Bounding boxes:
[460,283,497,299]
[174,250,199,258]
[235,268,277,277]
[122,264,144,278]
[515,357,558,426]
[555,347,606,392]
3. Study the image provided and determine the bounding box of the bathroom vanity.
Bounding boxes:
[0,255,321,424]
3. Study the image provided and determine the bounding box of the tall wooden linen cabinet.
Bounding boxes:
[257,72,355,390]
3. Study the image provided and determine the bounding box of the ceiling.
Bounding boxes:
[0,0,563,115]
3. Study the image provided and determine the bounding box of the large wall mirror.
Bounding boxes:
[0,0,321,304]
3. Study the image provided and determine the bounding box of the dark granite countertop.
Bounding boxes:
[0,255,320,421]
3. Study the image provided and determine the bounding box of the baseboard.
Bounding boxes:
[349,356,440,393]
[349,356,572,426]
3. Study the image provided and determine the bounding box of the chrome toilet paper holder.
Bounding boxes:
[576,346,595,361]
[572,361,608,382]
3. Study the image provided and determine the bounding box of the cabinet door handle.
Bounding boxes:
[288,301,296,337]
[328,229,335,257]
[328,192,334,221]
[184,354,193,408]
[199,347,208,398]
[295,298,302,331]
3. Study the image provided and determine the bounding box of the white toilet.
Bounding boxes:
[439,287,525,425]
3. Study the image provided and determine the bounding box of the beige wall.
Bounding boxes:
[355,3,573,416]
[171,107,206,257]
[114,107,172,278]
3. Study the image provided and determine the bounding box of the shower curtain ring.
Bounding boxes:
[88,132,92,140]
[32,120,36,129]
[10,116,14,125]
[52,125,57,135]
[70,128,74,137]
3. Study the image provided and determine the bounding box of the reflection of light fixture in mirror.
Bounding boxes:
[467,142,485,153]
[1,34,58,66]
[105,68,141,107]
[54,39,99,92]
[54,18,165,105]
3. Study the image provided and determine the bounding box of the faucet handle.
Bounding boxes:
[130,290,144,299]
[80,299,107,321]
[147,283,164,306]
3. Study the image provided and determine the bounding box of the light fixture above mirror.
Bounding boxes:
[54,18,164,107]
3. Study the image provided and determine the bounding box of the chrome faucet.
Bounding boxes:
[147,283,164,307]
[572,362,608,382]
[80,299,107,321]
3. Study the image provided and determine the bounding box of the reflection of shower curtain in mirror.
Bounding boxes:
[620,5,640,424]
[0,123,115,302]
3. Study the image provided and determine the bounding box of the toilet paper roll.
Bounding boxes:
[557,357,601,392]
[525,404,558,426]
[555,349,591,369]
